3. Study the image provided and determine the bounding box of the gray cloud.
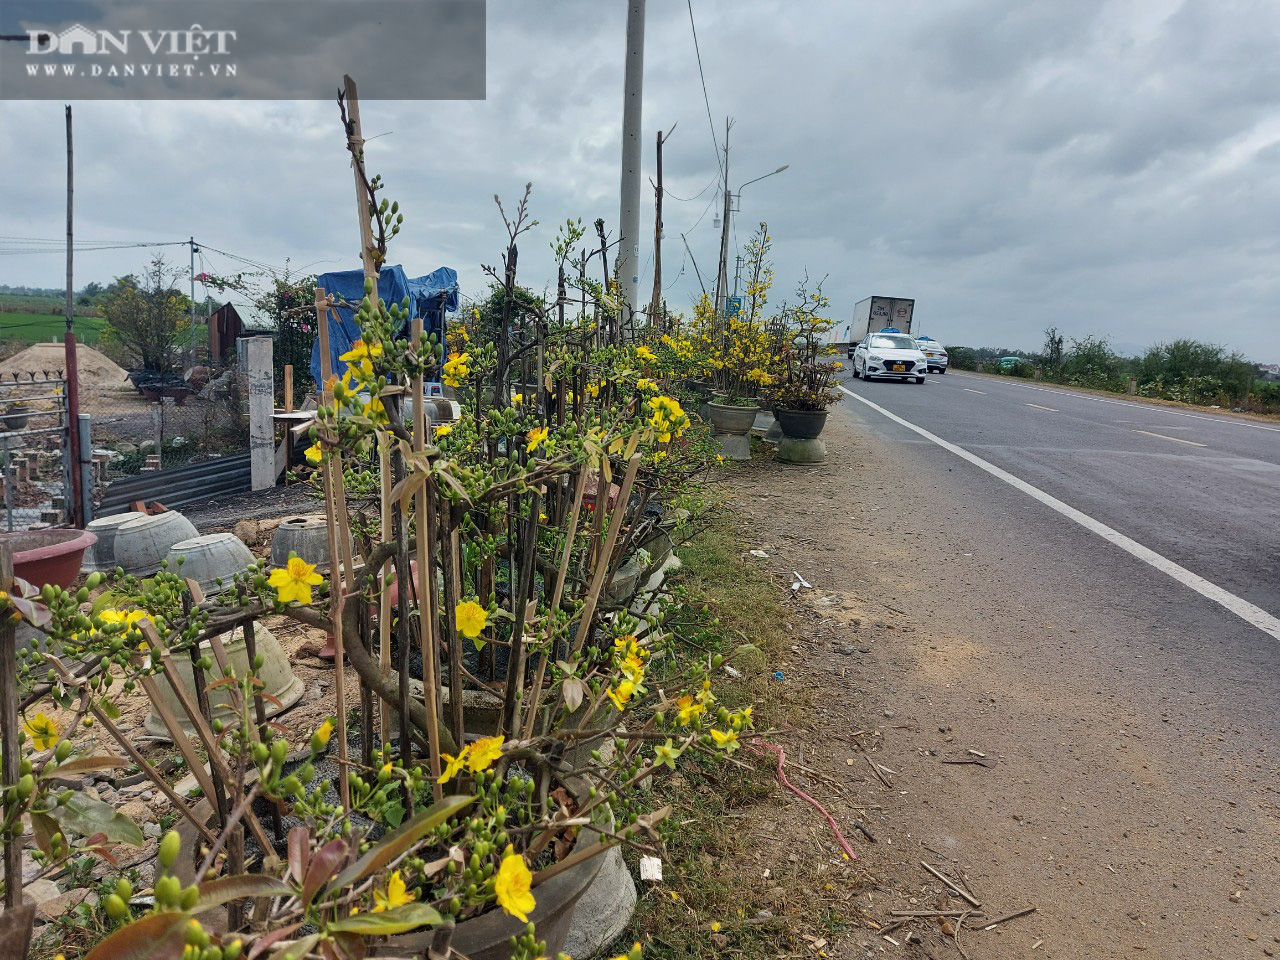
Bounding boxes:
[2,0,1278,359]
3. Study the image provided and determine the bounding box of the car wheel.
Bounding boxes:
[938,367,946,375]
[915,376,926,384]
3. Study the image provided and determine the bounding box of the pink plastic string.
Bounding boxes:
[746,736,859,861]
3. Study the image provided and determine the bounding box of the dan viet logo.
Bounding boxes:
[24,23,237,80]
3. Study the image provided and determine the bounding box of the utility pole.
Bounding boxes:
[63,105,83,528]
[616,0,645,321]
[681,233,708,300]
[733,254,743,298]
[189,237,197,328]
[713,117,732,317]
[649,126,672,327]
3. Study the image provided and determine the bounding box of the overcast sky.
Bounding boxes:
[2,0,1279,360]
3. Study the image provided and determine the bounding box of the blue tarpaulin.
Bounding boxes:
[310,264,459,386]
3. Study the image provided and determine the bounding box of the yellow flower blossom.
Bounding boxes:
[372,870,415,913]
[304,442,323,465]
[437,749,468,784]
[526,425,549,454]
[512,393,524,405]
[495,845,535,922]
[267,557,324,605]
[635,345,656,362]
[339,339,383,382]
[674,694,704,726]
[710,728,739,752]
[607,678,637,711]
[442,351,471,388]
[467,735,504,773]
[433,424,453,437]
[455,600,488,639]
[23,712,59,751]
[636,378,657,392]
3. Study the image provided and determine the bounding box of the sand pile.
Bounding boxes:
[0,342,131,390]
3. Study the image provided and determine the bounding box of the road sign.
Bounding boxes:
[725,296,742,317]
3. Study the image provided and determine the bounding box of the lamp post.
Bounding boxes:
[715,164,789,316]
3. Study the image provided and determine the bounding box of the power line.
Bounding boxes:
[686,0,723,178]
[662,176,718,202]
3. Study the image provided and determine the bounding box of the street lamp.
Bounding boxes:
[716,164,788,314]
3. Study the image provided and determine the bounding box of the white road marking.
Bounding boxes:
[952,373,1280,434]
[1025,402,1058,412]
[963,388,986,395]
[839,385,1280,642]
[1132,430,1206,447]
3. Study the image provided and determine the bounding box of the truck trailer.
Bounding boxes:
[848,296,915,345]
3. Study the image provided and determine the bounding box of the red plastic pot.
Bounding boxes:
[2,529,98,589]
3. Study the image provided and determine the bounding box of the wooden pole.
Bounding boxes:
[0,542,21,907]
[64,105,84,527]
[411,314,442,797]
[315,287,351,811]
[649,128,665,325]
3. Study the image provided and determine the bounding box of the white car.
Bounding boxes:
[915,336,949,374]
[852,332,929,384]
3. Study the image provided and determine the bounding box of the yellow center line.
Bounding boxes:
[1025,402,1058,412]
[1132,429,1206,448]
[963,388,986,394]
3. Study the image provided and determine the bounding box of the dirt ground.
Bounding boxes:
[706,412,1280,960]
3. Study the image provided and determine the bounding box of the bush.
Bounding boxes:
[947,346,978,371]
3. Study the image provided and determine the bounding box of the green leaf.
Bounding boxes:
[381,799,405,830]
[84,911,190,960]
[51,791,145,846]
[41,755,130,779]
[194,874,293,910]
[327,902,443,936]
[323,795,473,897]
[98,697,122,721]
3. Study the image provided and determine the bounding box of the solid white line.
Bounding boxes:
[839,385,1280,642]
[1024,402,1058,412]
[963,388,986,395]
[951,373,1280,433]
[1132,429,1206,448]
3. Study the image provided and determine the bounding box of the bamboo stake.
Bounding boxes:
[316,286,351,811]
[571,453,641,658]
[521,465,587,740]
[378,434,392,748]
[412,316,442,799]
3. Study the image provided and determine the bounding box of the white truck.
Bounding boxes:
[848,296,915,348]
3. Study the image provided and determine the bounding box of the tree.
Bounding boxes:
[1043,326,1064,369]
[99,255,192,371]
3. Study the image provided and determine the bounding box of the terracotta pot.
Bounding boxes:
[706,401,759,435]
[774,408,829,440]
[2,529,98,589]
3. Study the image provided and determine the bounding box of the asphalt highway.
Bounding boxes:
[837,369,1280,620]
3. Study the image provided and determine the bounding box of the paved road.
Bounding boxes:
[773,383,1280,956]
[838,369,1280,620]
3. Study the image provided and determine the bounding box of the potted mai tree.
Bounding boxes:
[767,280,842,452]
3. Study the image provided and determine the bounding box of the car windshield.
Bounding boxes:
[868,335,916,350]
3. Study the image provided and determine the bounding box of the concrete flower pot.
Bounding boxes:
[774,408,828,440]
[143,623,304,738]
[270,515,333,572]
[707,401,758,460]
[113,511,199,577]
[82,512,145,573]
[165,533,256,595]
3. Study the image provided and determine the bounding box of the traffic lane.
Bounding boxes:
[945,372,1280,462]
[834,375,1280,620]
[832,390,1280,734]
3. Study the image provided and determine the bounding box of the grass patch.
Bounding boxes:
[0,311,107,344]
[614,508,841,958]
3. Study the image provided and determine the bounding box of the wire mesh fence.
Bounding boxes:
[0,371,72,530]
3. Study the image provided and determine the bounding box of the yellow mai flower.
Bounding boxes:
[304,442,323,465]
[512,393,524,406]
[372,870,415,913]
[433,424,453,437]
[455,600,489,639]
[339,339,383,380]
[635,345,656,362]
[23,712,59,751]
[442,351,471,388]
[268,557,324,605]
[607,678,637,711]
[467,735,504,773]
[494,845,535,922]
[99,609,149,631]
[710,728,739,752]
[436,748,469,784]
[636,378,657,392]
[526,426,549,454]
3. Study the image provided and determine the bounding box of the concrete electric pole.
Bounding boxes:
[616,0,645,323]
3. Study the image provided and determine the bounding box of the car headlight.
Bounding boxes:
[869,355,883,363]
